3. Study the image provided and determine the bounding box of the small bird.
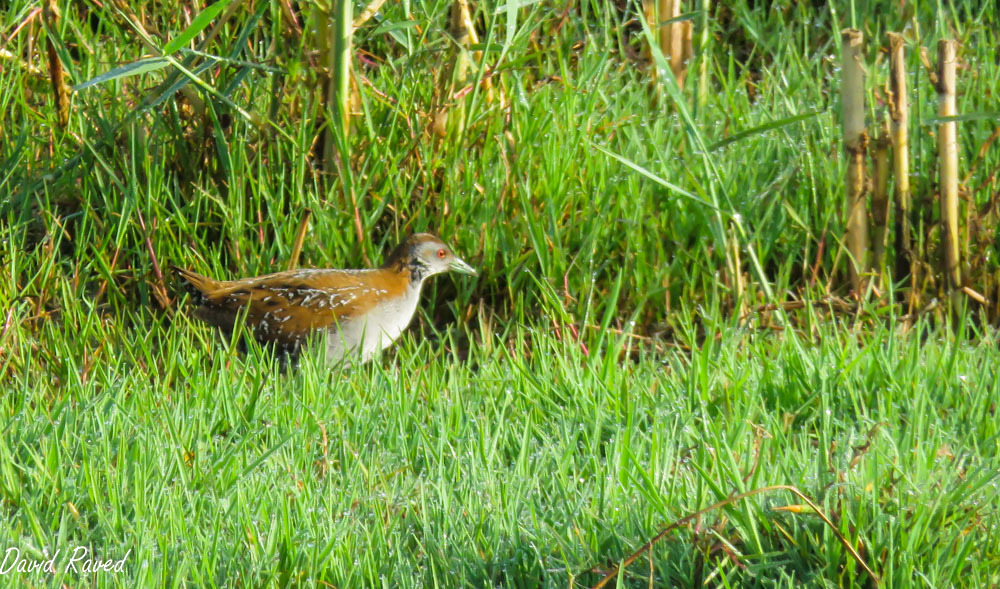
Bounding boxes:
[175,233,477,364]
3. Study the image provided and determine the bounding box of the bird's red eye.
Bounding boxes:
[437,248,447,258]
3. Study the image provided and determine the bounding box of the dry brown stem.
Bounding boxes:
[841,29,868,294]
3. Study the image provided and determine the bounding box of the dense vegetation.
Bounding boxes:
[1,0,998,586]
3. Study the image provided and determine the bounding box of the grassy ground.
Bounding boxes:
[2,0,999,586]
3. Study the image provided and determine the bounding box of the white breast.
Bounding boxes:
[324,283,423,364]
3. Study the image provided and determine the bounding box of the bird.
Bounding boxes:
[175,233,477,364]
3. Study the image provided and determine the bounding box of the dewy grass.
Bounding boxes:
[2,0,1000,587]
[3,312,1000,586]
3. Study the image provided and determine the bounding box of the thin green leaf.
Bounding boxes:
[179,48,285,73]
[709,109,827,150]
[72,57,170,91]
[921,112,1000,125]
[162,0,235,55]
[587,141,719,212]
[370,19,420,35]
[654,11,702,28]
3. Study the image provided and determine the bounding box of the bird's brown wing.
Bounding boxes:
[180,269,379,351]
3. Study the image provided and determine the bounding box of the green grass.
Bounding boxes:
[3,315,999,586]
[2,0,1000,586]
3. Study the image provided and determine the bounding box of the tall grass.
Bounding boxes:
[1,0,999,586]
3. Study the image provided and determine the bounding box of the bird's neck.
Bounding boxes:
[385,257,430,285]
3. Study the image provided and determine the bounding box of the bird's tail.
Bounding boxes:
[172,265,221,305]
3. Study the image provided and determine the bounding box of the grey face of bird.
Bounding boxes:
[406,238,478,280]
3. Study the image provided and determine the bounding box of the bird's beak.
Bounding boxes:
[449,257,478,276]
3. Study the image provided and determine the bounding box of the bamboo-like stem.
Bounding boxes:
[43,0,70,128]
[432,0,479,138]
[841,29,868,294]
[886,32,912,304]
[658,0,678,73]
[643,0,692,89]
[451,0,477,86]
[643,0,655,68]
[872,122,890,290]
[696,0,711,111]
[681,18,693,88]
[936,39,961,293]
[660,0,687,88]
[730,222,746,317]
[318,0,353,173]
[286,209,313,271]
[457,0,492,98]
[331,0,353,135]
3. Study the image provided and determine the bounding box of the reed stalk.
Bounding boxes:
[886,32,913,304]
[644,0,692,88]
[936,39,961,294]
[872,123,890,290]
[315,0,353,174]
[43,0,70,128]
[841,29,868,294]
[696,0,710,110]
